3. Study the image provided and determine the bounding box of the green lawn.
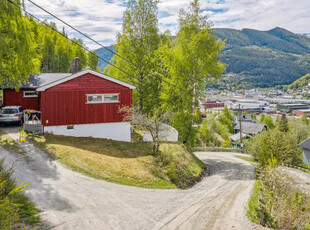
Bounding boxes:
[27,133,205,189]
[235,155,255,163]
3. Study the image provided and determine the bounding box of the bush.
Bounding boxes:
[220,140,230,147]
[0,159,24,229]
[247,180,276,228]
[288,119,310,144]
[262,115,274,129]
[0,182,20,230]
[198,119,221,147]
[256,167,310,229]
[246,129,302,166]
[155,144,205,188]
[0,159,40,229]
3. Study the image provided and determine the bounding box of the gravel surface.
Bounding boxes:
[0,126,263,230]
[278,166,310,194]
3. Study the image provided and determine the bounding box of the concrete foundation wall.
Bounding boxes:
[44,122,131,142]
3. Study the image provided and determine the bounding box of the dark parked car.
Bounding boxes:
[0,106,24,126]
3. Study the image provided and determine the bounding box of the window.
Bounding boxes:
[104,95,118,102]
[24,91,37,98]
[86,94,119,104]
[67,125,74,130]
[87,95,102,103]
[1,109,18,114]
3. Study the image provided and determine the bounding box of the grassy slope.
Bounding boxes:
[27,134,205,189]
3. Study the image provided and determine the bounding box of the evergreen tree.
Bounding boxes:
[277,114,289,132]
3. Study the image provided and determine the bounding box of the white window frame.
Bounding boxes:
[86,93,120,104]
[23,91,38,98]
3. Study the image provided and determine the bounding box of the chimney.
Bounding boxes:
[71,57,81,74]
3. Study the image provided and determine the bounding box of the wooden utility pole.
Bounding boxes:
[239,104,243,144]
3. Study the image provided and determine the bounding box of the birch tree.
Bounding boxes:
[105,0,160,113]
[160,0,225,145]
[0,0,39,88]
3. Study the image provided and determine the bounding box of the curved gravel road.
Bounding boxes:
[0,134,258,230]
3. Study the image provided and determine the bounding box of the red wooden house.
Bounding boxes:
[3,69,135,142]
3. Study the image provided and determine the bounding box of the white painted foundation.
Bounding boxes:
[44,122,131,142]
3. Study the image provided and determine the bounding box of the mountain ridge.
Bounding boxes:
[96,27,310,89]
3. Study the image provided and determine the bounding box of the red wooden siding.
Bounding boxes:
[3,89,39,110]
[40,73,132,126]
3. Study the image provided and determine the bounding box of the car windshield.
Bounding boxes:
[1,109,18,114]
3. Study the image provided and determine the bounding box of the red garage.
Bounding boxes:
[2,69,135,142]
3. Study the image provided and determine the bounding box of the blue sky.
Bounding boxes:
[25,0,310,50]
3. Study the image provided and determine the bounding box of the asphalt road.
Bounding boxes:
[0,128,258,229]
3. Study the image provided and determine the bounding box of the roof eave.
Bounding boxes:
[36,69,136,91]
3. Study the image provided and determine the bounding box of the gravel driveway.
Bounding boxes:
[0,128,259,230]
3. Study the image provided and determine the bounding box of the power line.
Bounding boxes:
[25,0,180,92]
[7,0,142,83]
[27,0,138,70]
[8,0,195,98]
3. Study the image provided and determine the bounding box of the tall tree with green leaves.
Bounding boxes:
[87,51,99,70]
[35,20,95,73]
[300,114,309,125]
[277,114,289,132]
[219,106,233,133]
[105,0,160,113]
[0,0,39,88]
[262,115,274,129]
[160,0,225,145]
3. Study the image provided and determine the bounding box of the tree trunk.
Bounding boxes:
[139,69,144,112]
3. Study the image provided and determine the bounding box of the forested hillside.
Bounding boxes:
[96,27,310,89]
[210,27,310,89]
[284,73,310,90]
[0,0,97,88]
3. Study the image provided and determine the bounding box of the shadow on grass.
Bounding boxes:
[28,133,155,159]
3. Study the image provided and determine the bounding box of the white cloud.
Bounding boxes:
[24,0,310,50]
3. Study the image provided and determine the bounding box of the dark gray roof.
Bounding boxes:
[298,138,310,150]
[4,73,71,89]
[234,122,267,135]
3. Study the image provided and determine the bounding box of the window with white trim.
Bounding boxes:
[23,91,38,98]
[86,94,119,103]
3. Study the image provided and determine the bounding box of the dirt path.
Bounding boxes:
[0,128,259,229]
